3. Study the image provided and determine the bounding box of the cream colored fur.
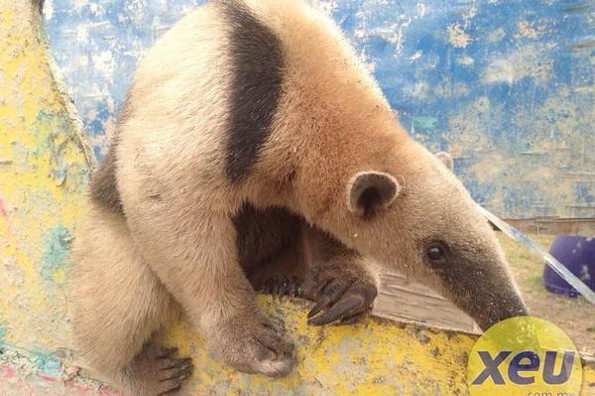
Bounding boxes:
[71,206,184,394]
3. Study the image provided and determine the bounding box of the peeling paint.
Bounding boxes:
[483,43,555,85]
[457,55,475,66]
[32,348,62,378]
[41,225,73,282]
[0,326,6,350]
[517,20,540,39]
[0,0,91,384]
[447,23,471,48]
[412,115,438,131]
[0,348,124,396]
[0,196,8,218]
[487,27,506,43]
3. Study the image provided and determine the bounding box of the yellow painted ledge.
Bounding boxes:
[0,1,594,395]
[162,297,474,395]
[2,297,595,395]
[157,298,595,395]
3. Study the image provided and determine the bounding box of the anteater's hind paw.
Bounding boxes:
[126,345,193,396]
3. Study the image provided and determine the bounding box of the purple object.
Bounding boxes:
[543,235,595,298]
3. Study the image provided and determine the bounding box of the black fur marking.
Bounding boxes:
[220,0,284,183]
[233,203,299,269]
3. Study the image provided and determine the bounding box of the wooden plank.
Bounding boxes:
[373,271,479,333]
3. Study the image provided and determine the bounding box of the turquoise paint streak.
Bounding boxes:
[41,225,73,281]
[0,326,6,350]
[412,116,439,131]
[31,348,62,377]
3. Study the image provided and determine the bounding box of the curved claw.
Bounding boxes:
[307,281,377,326]
[308,295,363,326]
[307,299,329,319]
[306,279,353,318]
[338,306,373,325]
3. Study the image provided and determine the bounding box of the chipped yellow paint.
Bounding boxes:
[0,1,594,395]
[155,298,595,395]
[152,298,473,395]
[0,0,90,356]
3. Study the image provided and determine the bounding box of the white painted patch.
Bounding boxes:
[483,44,554,85]
[77,55,88,68]
[457,56,475,66]
[75,25,89,44]
[366,23,405,53]
[43,0,54,20]
[403,81,429,100]
[462,1,478,26]
[91,3,102,14]
[453,82,470,96]
[73,0,90,13]
[359,53,376,74]
[409,50,423,61]
[313,0,336,15]
[447,23,471,48]
[86,108,98,121]
[517,20,540,39]
[483,59,514,84]
[488,28,506,43]
[106,96,115,114]
[91,50,116,78]
[416,2,427,17]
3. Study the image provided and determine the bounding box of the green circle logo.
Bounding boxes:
[467,316,582,396]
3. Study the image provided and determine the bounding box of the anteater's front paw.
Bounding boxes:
[302,267,377,326]
[214,314,295,377]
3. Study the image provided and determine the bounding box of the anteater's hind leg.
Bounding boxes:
[255,235,309,298]
[70,206,191,395]
[236,204,309,295]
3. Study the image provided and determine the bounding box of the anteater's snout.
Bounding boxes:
[475,295,529,332]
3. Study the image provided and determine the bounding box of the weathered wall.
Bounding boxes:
[0,1,101,393]
[42,0,595,219]
[0,0,89,368]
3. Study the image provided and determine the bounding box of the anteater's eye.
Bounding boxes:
[426,242,448,262]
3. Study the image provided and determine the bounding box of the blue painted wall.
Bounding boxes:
[43,0,595,219]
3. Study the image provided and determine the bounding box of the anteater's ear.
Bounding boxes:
[347,171,401,217]
[435,151,454,171]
